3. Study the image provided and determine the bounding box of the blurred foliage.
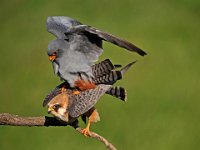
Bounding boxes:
[0,0,200,149]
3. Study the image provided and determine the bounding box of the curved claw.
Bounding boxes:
[81,128,91,137]
[81,122,91,137]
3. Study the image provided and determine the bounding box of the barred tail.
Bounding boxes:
[94,60,137,85]
[94,70,122,85]
[106,86,127,101]
[92,59,121,78]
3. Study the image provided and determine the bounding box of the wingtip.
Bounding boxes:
[135,48,147,56]
[139,51,147,56]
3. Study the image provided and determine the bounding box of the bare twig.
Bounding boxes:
[75,128,117,150]
[0,113,117,150]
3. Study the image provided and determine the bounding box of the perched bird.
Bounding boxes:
[46,16,146,90]
[43,59,136,136]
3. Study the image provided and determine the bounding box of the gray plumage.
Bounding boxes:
[47,16,82,39]
[46,16,146,87]
[48,38,102,86]
[91,59,116,78]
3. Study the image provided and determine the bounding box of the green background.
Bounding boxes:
[0,0,199,149]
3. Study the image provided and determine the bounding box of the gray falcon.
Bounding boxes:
[46,16,147,90]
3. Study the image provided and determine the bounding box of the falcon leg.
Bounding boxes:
[61,85,67,93]
[75,80,96,91]
[82,107,100,137]
[82,122,91,137]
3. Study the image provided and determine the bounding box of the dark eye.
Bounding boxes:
[53,104,61,111]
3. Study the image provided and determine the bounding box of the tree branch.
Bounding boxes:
[0,113,117,150]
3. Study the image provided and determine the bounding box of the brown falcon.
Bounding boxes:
[43,59,136,136]
[46,16,146,91]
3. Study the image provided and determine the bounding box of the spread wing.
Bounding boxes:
[65,25,147,56]
[68,84,111,118]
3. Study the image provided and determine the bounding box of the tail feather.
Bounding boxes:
[106,86,127,101]
[120,60,137,76]
[92,59,122,78]
[114,64,122,68]
[94,60,137,85]
[92,59,114,78]
[94,70,122,85]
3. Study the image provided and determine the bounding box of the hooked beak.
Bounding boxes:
[48,107,54,114]
[49,54,57,61]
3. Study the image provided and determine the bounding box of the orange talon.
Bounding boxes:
[81,122,91,137]
[81,108,100,137]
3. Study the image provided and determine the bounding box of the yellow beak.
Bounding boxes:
[49,54,56,61]
[48,107,54,114]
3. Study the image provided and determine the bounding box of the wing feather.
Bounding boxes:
[68,84,111,118]
[65,25,147,56]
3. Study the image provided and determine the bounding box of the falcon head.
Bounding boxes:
[46,16,82,39]
[47,41,58,61]
[47,39,69,75]
[47,39,67,61]
[46,93,69,122]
